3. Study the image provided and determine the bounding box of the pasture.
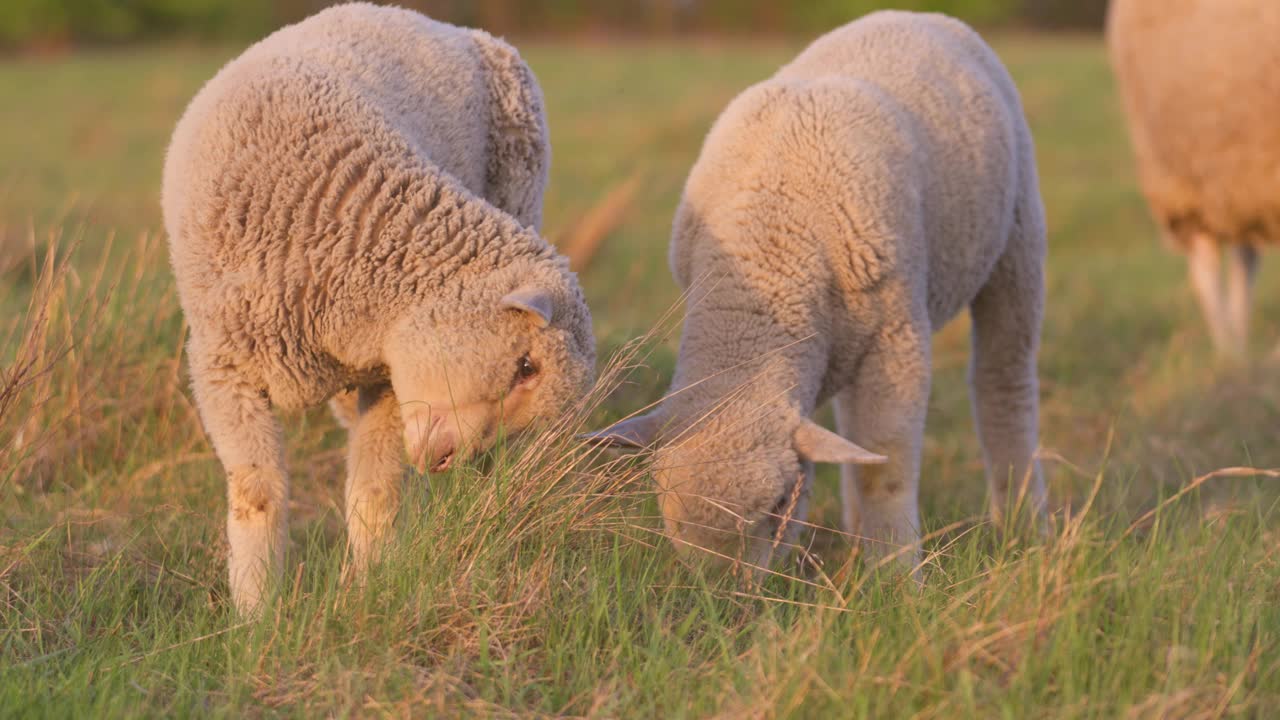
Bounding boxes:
[1,35,1278,717]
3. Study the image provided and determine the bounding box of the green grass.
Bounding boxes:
[2,34,1279,717]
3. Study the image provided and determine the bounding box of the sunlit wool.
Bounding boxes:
[588,11,1047,572]
[162,3,594,614]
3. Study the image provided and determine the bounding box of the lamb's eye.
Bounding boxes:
[514,354,539,384]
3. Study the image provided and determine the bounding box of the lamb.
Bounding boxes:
[162,3,594,614]
[585,11,1046,572]
[1107,0,1279,358]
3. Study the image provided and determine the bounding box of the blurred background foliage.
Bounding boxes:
[1,0,1109,52]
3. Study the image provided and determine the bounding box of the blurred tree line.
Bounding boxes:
[1,0,1109,51]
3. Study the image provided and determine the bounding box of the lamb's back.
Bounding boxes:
[676,11,1027,327]
[164,4,492,239]
[245,3,493,188]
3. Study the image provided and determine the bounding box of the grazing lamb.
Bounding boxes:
[162,3,594,614]
[586,11,1046,572]
[1107,0,1278,358]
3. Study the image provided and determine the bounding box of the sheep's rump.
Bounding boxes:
[1108,0,1280,248]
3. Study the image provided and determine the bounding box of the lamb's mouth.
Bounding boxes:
[430,452,454,472]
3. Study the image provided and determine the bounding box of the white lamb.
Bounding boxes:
[163,3,594,614]
[586,11,1047,571]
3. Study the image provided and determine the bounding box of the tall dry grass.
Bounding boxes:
[1,229,198,494]
[1,225,1276,717]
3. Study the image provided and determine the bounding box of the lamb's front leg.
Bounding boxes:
[343,384,406,579]
[189,355,289,616]
[833,324,931,574]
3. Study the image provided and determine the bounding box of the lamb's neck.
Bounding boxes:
[358,164,549,304]
[669,276,831,424]
[325,159,550,367]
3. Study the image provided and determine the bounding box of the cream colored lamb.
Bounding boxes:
[586,11,1046,572]
[1108,0,1279,358]
[163,3,594,614]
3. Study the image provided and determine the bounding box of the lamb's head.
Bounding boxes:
[384,262,594,473]
[584,408,885,568]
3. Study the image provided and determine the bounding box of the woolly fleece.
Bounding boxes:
[588,11,1047,571]
[163,3,593,613]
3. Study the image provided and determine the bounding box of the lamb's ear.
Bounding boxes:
[500,286,553,328]
[578,412,663,450]
[793,419,887,465]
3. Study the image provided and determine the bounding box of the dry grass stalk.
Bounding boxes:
[558,172,642,272]
[1,230,195,489]
[0,227,35,277]
[2,237,76,472]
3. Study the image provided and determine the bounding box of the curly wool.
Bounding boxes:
[1107,0,1280,248]
[591,11,1047,570]
[162,3,593,614]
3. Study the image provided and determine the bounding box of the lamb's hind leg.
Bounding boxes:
[1187,232,1238,356]
[189,351,288,616]
[1225,243,1259,356]
[833,320,931,573]
[969,233,1046,528]
[343,384,405,579]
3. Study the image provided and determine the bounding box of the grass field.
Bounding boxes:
[2,34,1279,717]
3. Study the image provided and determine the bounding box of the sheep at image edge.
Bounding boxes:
[162,3,594,615]
[586,11,1047,572]
[1108,0,1279,358]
